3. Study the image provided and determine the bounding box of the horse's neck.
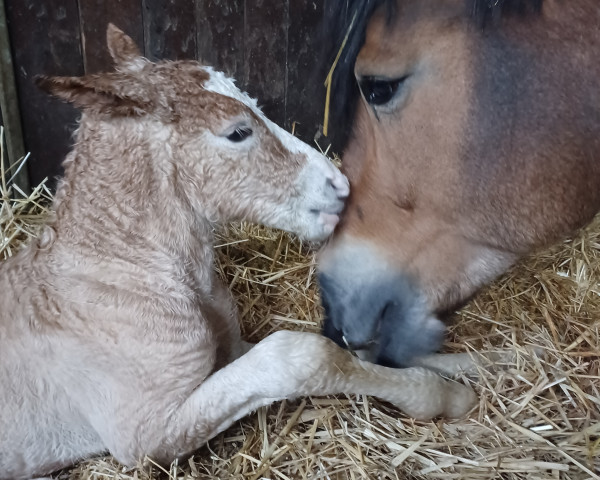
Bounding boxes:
[50,120,215,287]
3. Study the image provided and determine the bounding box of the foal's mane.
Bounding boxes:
[322,0,543,147]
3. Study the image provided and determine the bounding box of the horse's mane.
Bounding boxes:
[322,0,543,147]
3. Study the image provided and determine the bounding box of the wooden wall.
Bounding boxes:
[4,0,330,187]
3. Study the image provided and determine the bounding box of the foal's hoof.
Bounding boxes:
[390,368,478,420]
[441,381,478,419]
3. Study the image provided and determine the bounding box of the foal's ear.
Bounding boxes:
[106,23,147,72]
[36,74,152,117]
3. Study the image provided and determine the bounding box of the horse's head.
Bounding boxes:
[318,0,600,366]
[37,25,349,242]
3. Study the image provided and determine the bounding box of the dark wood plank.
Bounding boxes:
[142,0,197,61]
[6,0,83,187]
[78,0,144,73]
[244,0,288,125]
[286,0,326,145]
[0,0,28,191]
[195,0,245,83]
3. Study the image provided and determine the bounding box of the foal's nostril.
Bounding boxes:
[327,174,350,199]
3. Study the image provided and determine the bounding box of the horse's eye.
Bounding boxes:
[226,127,253,142]
[359,77,406,106]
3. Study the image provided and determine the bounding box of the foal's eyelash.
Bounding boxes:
[226,127,253,142]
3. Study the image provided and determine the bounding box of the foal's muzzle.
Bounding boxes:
[318,271,446,368]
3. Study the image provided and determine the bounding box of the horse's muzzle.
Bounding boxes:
[317,267,446,368]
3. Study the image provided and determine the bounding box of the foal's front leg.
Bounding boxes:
[151,330,476,465]
[408,346,547,377]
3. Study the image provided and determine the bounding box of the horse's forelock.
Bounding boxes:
[470,0,543,26]
[322,0,395,148]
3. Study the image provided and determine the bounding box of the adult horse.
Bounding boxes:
[318,0,600,367]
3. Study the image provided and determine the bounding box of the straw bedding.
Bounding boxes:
[1,141,598,479]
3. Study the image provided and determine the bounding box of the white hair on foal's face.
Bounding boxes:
[202,67,318,158]
[202,67,259,111]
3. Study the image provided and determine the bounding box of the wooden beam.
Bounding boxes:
[78,0,144,74]
[143,0,197,62]
[287,0,326,143]
[244,0,288,126]
[0,0,29,192]
[7,0,83,189]
[195,0,245,84]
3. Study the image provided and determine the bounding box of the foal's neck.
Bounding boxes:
[51,117,214,268]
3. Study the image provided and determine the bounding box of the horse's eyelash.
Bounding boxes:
[372,107,380,121]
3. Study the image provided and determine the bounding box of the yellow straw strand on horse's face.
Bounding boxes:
[323,11,358,137]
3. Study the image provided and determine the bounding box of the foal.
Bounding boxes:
[0,25,475,479]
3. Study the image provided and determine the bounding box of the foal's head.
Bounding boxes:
[38,24,348,242]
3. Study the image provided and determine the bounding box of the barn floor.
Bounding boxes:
[2,152,599,479]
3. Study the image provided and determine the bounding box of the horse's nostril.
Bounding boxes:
[345,339,375,351]
[380,301,394,319]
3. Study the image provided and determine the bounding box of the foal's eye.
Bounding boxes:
[226,127,253,143]
[359,77,407,106]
